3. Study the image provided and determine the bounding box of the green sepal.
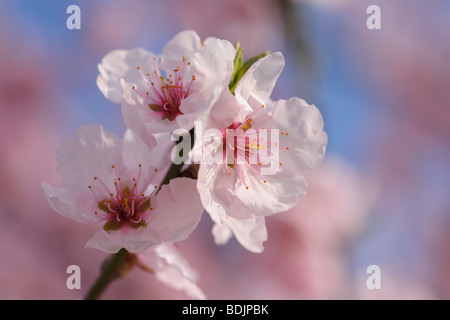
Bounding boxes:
[98,201,113,214]
[137,198,151,212]
[228,46,270,95]
[128,220,148,229]
[149,103,164,112]
[228,42,243,93]
[103,219,122,231]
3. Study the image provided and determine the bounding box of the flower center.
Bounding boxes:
[88,164,158,230]
[221,105,290,190]
[132,56,196,121]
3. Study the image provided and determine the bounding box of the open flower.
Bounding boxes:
[42,125,203,253]
[196,52,327,252]
[136,243,206,300]
[97,30,236,149]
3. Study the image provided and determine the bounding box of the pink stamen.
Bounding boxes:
[89,164,156,228]
[133,57,195,121]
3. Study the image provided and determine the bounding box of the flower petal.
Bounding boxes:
[191,38,236,100]
[122,129,173,185]
[176,92,211,130]
[121,98,169,150]
[138,244,206,300]
[212,223,233,245]
[207,88,252,130]
[41,182,100,223]
[55,125,125,194]
[161,30,202,71]
[85,227,160,253]
[197,164,234,223]
[235,52,285,110]
[263,97,328,170]
[225,216,268,253]
[234,166,307,218]
[149,178,204,243]
[97,48,156,104]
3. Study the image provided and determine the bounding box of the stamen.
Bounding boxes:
[132,56,195,121]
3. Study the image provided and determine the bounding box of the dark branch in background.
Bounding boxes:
[278,0,316,72]
[277,0,321,104]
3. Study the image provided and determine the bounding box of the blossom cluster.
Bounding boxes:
[42,30,327,298]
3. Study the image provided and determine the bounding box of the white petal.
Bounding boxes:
[122,129,173,183]
[235,52,285,110]
[41,182,100,224]
[85,227,160,253]
[198,161,306,221]
[212,223,233,245]
[176,92,211,130]
[234,166,307,218]
[191,38,236,100]
[197,164,234,223]
[161,30,202,71]
[97,48,156,103]
[121,100,163,150]
[149,178,204,243]
[138,244,206,299]
[225,216,268,253]
[55,125,125,193]
[269,98,328,170]
[85,231,123,253]
[207,89,252,130]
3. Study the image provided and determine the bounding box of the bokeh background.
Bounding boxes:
[0,0,449,299]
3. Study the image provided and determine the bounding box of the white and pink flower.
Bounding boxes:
[97,30,236,149]
[196,52,328,252]
[42,125,204,253]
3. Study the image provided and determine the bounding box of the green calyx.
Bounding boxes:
[228,41,269,95]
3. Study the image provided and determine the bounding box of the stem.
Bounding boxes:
[84,248,129,300]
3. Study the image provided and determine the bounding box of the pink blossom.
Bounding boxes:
[196,53,327,252]
[97,30,236,149]
[42,125,203,253]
